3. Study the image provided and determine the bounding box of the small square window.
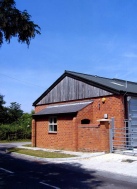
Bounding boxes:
[49,117,57,133]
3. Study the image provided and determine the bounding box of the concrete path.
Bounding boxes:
[65,153,137,178]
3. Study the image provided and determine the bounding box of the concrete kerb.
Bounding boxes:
[5,143,137,179]
[11,146,137,179]
[16,145,105,161]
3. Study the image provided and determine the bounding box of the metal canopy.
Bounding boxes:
[34,101,92,116]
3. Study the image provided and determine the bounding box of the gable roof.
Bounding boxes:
[33,70,137,106]
[33,101,92,116]
[66,70,137,93]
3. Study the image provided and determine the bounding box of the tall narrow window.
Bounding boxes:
[49,117,57,133]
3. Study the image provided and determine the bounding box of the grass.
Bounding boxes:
[8,148,76,158]
[23,144,32,147]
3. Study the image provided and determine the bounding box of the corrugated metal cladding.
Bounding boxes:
[37,76,112,105]
[128,97,137,147]
[34,101,93,116]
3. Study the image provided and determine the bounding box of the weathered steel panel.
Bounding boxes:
[37,76,112,105]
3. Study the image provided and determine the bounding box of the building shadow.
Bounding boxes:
[0,149,106,189]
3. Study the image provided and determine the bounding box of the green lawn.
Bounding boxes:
[22,144,32,147]
[8,148,76,158]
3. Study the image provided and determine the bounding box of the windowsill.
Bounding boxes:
[97,119,111,122]
[48,131,57,134]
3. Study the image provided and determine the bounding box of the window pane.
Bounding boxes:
[54,125,57,131]
[54,118,57,123]
[49,118,52,123]
[49,125,53,131]
[49,117,57,132]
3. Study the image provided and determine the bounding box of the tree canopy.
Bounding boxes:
[0,94,32,141]
[0,94,6,123]
[0,0,41,46]
[0,94,23,124]
[7,102,23,123]
[0,94,5,108]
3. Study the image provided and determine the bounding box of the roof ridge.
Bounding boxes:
[65,70,112,80]
[66,70,137,84]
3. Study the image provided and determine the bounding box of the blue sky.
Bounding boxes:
[1,0,137,112]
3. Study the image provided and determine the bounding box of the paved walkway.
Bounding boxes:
[67,153,137,178]
[13,143,137,179]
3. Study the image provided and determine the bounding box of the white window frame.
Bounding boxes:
[48,117,57,133]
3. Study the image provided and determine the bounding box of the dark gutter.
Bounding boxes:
[32,112,77,119]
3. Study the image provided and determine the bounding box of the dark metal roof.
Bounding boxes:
[65,70,137,94]
[33,101,92,116]
[33,70,137,106]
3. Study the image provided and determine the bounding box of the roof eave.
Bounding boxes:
[32,112,77,118]
[32,72,67,106]
[121,91,137,96]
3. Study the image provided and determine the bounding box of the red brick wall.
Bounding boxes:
[34,115,77,151]
[76,95,124,152]
[32,95,125,152]
[35,105,47,113]
[77,122,110,152]
[91,95,125,126]
[32,119,36,147]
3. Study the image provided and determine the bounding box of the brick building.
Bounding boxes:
[32,71,137,152]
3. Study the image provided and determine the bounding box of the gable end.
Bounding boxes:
[34,75,113,105]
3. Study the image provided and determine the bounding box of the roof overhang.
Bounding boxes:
[33,101,93,117]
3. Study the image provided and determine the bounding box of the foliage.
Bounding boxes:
[0,94,5,107]
[0,122,31,140]
[0,94,8,124]
[0,94,32,140]
[0,0,41,46]
[7,102,23,123]
[0,95,24,124]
